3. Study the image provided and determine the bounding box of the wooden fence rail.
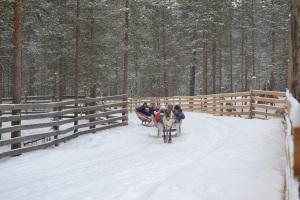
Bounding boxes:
[0,94,128,159]
[128,90,287,119]
[0,91,288,159]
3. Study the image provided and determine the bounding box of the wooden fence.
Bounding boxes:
[0,94,127,159]
[0,90,287,159]
[128,90,287,119]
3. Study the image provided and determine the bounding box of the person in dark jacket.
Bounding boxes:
[149,103,158,116]
[173,105,185,122]
[136,102,151,116]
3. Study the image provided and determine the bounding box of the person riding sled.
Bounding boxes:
[136,102,151,116]
[173,105,185,122]
[172,105,185,137]
[153,105,166,136]
[135,102,153,125]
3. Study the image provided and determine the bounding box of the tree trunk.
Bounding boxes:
[162,7,168,97]
[115,60,119,95]
[28,57,35,96]
[0,30,2,140]
[212,38,217,94]
[58,0,67,101]
[289,0,300,100]
[251,0,256,77]
[245,35,249,91]
[123,0,129,123]
[240,0,245,92]
[133,46,139,96]
[74,0,80,133]
[90,15,96,91]
[89,4,96,130]
[272,30,276,72]
[241,31,245,91]
[190,50,196,96]
[229,5,233,93]
[230,29,233,93]
[218,48,222,93]
[203,32,208,95]
[58,55,64,101]
[11,0,22,149]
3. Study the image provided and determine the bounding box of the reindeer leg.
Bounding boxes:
[168,128,172,143]
[163,126,167,143]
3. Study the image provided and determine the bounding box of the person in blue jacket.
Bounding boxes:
[136,102,151,116]
[173,105,185,122]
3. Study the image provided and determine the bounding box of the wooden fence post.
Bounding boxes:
[74,99,78,133]
[204,96,207,112]
[200,96,203,112]
[129,98,132,112]
[219,95,223,116]
[89,97,96,133]
[52,96,59,145]
[249,77,256,119]
[11,108,21,150]
[122,95,128,125]
[189,97,194,111]
[234,95,237,117]
[213,96,216,115]
[220,87,224,116]
[294,128,300,176]
[249,91,254,119]
[24,95,28,114]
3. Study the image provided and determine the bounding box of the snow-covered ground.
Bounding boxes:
[0,112,287,200]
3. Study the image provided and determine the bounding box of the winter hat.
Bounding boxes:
[174,105,181,110]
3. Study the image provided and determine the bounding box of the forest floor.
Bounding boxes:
[0,112,288,200]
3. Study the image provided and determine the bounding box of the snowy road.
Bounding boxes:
[0,113,286,200]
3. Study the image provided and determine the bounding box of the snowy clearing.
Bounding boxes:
[0,112,286,200]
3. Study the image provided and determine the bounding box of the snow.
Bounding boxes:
[287,91,300,127]
[285,115,299,200]
[0,112,287,200]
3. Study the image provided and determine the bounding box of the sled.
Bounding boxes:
[135,111,152,126]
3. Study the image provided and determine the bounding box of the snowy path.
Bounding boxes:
[0,113,286,200]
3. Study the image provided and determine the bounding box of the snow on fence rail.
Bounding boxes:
[0,94,128,159]
[128,90,287,119]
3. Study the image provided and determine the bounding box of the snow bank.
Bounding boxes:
[287,91,300,127]
[0,113,287,200]
[285,115,299,200]
[286,91,300,200]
